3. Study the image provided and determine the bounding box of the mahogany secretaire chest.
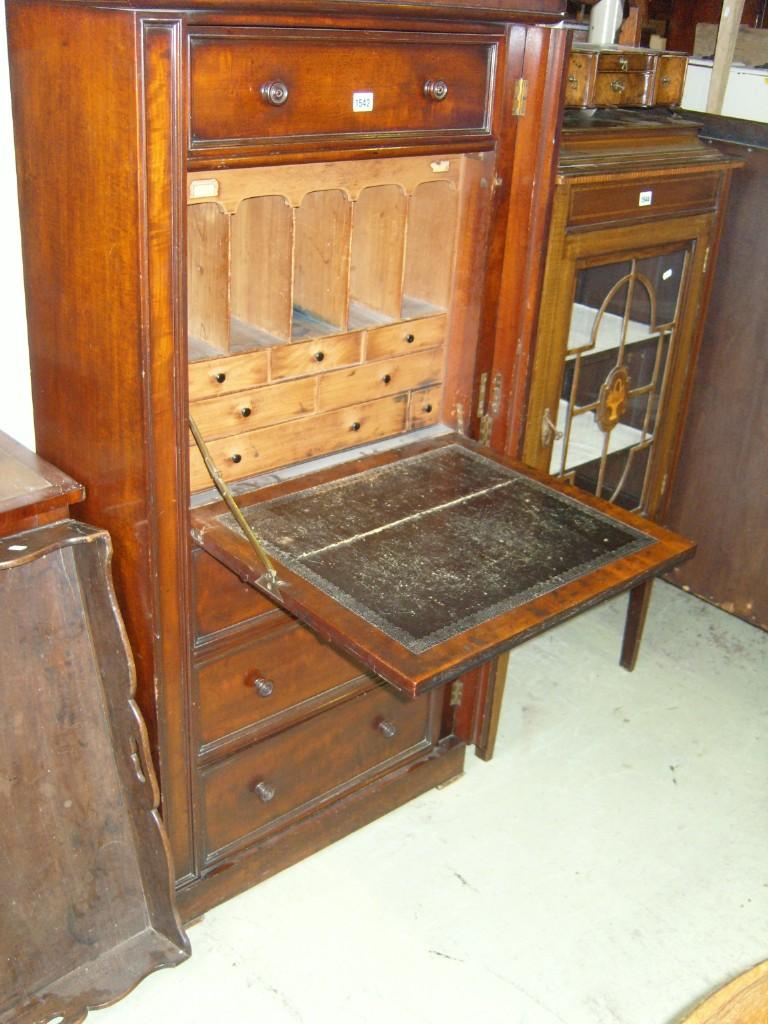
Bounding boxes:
[5,0,572,917]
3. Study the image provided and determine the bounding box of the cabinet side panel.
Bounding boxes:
[6,4,195,878]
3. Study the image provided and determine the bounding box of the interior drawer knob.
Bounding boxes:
[423,79,448,102]
[253,780,276,803]
[377,720,397,739]
[251,676,274,698]
[261,80,289,107]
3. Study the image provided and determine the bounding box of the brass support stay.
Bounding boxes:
[188,415,284,595]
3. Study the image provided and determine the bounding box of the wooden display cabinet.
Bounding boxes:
[522,111,740,519]
[6,0,570,917]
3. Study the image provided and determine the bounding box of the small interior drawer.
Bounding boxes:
[200,684,434,858]
[188,29,495,151]
[568,172,722,227]
[592,72,653,108]
[196,621,366,749]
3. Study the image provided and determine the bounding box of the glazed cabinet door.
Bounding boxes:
[524,215,716,519]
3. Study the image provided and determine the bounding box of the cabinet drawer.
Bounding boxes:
[201,685,434,856]
[654,55,687,106]
[568,172,721,227]
[188,30,495,151]
[564,50,597,108]
[189,350,269,403]
[592,72,653,108]
[597,51,655,73]
[192,548,280,641]
[365,314,447,360]
[196,622,365,748]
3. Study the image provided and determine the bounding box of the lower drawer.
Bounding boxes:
[201,684,434,859]
[196,621,366,750]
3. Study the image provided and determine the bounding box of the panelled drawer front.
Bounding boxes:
[202,685,433,856]
[568,173,721,227]
[197,622,365,747]
[189,31,495,149]
[592,72,653,107]
[193,548,280,641]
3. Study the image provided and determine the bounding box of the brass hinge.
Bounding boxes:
[702,245,711,275]
[450,679,464,707]
[489,372,503,416]
[512,78,528,117]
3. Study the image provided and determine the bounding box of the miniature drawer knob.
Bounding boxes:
[661,75,672,86]
[251,677,274,697]
[610,79,626,94]
[423,403,433,413]
[253,781,276,803]
[404,333,415,344]
[382,373,392,384]
[231,453,242,464]
[618,57,629,72]
[350,421,361,432]
[567,74,578,86]
[261,80,289,106]
[213,372,226,383]
[314,351,325,362]
[241,406,252,418]
[423,79,448,102]
[377,720,397,739]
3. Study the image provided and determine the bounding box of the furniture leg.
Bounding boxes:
[475,652,510,761]
[620,578,654,671]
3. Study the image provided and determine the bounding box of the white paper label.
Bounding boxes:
[189,178,220,200]
[353,92,374,112]
[430,160,451,173]
[638,190,653,207]
[662,268,674,281]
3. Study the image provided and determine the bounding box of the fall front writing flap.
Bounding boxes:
[190,436,694,697]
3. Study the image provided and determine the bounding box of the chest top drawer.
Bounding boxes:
[188,29,496,154]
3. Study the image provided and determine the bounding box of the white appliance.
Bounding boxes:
[588,0,623,46]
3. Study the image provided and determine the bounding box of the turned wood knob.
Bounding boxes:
[404,333,415,344]
[314,351,325,362]
[241,406,252,417]
[382,373,392,384]
[350,421,361,432]
[423,403,433,413]
[423,79,448,102]
[253,781,276,803]
[377,720,397,739]
[213,371,226,383]
[251,677,274,697]
[231,453,242,463]
[261,80,289,106]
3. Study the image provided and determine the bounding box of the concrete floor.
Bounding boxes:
[96,581,767,1024]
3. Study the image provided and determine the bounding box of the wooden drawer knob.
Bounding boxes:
[423,79,448,102]
[377,720,397,739]
[251,676,274,697]
[261,80,289,106]
[252,780,276,803]
[404,332,415,344]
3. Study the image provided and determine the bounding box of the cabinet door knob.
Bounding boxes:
[253,781,276,803]
[423,79,448,102]
[261,80,289,106]
[610,79,626,94]
[377,720,397,739]
[251,677,274,697]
